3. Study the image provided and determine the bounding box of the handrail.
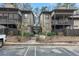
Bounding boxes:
[52,19,71,25]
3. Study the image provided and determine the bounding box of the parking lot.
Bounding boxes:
[0,45,79,56]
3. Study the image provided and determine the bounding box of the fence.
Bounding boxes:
[64,29,79,36]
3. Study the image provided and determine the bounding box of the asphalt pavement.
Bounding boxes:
[0,45,79,56]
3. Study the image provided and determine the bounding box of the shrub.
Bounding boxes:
[8,31,14,35]
[28,32,34,36]
[39,32,57,36]
[47,32,57,36]
[18,31,34,37]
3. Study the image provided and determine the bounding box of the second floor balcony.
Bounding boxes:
[51,19,73,25]
[0,19,19,24]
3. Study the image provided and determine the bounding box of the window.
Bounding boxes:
[24,14,28,19]
[0,13,3,19]
[4,14,8,16]
[3,14,8,19]
[14,14,18,19]
[0,13,8,19]
[0,14,3,16]
[9,14,13,19]
[45,15,49,24]
[45,15,49,20]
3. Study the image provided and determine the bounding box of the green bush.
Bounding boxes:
[39,32,57,36]
[18,31,34,36]
[28,32,34,36]
[47,32,57,36]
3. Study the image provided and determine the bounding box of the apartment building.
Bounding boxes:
[0,7,34,35]
[64,14,79,35]
[21,10,34,33]
[40,8,79,35]
[39,11,52,33]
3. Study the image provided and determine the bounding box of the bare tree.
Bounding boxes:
[56,3,76,9]
[40,6,49,12]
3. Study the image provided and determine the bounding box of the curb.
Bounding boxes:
[4,42,79,46]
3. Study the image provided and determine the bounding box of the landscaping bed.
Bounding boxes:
[36,36,79,43]
[6,32,34,43]
[6,36,31,43]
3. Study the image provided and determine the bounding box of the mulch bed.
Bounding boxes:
[36,36,79,43]
[6,36,31,43]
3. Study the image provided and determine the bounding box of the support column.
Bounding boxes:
[2,13,4,34]
[16,14,19,35]
[72,16,73,29]
[63,15,66,36]
[54,14,56,32]
[72,16,74,36]
[63,15,65,31]
[7,13,9,36]
[43,14,44,32]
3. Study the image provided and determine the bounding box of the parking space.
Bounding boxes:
[25,46,35,56]
[0,46,28,56]
[36,47,70,56]
[36,46,77,56]
[0,45,79,56]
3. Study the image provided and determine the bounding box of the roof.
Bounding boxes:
[41,11,51,14]
[0,7,34,16]
[51,8,77,12]
[20,10,33,14]
[0,7,33,13]
[0,7,18,11]
[40,11,51,16]
[40,9,77,16]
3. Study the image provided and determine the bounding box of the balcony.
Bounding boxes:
[0,19,17,24]
[51,19,72,25]
[7,20,17,24]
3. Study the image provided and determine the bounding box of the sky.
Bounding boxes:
[0,3,57,11]
[0,3,79,10]
[31,3,56,10]
[31,3,79,10]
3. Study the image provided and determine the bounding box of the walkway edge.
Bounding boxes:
[5,42,79,46]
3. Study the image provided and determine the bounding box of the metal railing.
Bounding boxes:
[0,19,17,24]
[52,19,72,25]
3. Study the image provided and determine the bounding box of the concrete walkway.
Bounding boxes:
[5,41,79,46]
[24,39,39,44]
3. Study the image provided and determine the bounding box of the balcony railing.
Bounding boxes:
[52,19,72,25]
[0,19,17,24]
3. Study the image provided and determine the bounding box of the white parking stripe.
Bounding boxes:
[24,46,30,56]
[65,49,78,55]
[60,48,74,56]
[35,46,36,56]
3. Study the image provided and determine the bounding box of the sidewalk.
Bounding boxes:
[5,40,79,46]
